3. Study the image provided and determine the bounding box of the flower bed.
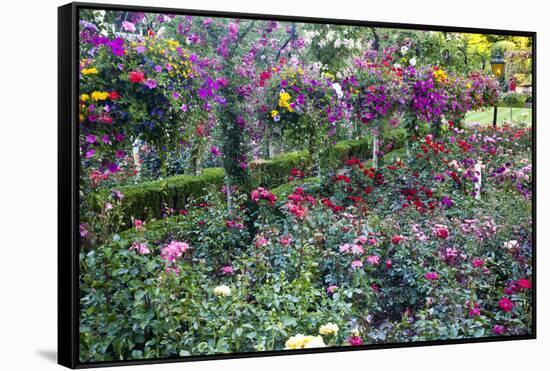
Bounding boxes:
[80,125,533,361]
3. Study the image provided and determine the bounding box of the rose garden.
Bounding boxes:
[77,10,533,362]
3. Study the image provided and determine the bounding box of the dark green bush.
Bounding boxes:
[118,167,224,224]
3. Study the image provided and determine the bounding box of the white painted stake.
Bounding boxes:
[474,162,482,200]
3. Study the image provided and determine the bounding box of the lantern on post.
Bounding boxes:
[490,50,505,128]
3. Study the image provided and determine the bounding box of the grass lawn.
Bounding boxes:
[465,107,532,126]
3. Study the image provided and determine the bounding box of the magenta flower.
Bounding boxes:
[85,134,97,144]
[493,325,506,335]
[498,297,514,313]
[351,260,363,269]
[221,266,234,275]
[109,37,125,57]
[425,271,439,281]
[472,258,484,268]
[348,336,363,346]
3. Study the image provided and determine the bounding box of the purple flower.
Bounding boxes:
[108,163,119,173]
[101,135,110,144]
[85,134,97,144]
[85,149,95,158]
[136,45,146,54]
[210,146,221,157]
[116,150,125,158]
[441,196,453,208]
[146,79,157,89]
[109,37,125,57]
[79,223,89,237]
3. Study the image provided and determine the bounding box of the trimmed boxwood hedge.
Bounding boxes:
[117,167,224,223]
[108,129,407,224]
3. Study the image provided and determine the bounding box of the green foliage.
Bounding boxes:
[117,168,225,225]
[250,150,313,189]
[271,177,321,199]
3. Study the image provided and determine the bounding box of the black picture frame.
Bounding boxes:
[58,2,537,368]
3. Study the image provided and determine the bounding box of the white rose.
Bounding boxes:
[400,45,409,55]
[409,57,417,66]
[214,285,231,297]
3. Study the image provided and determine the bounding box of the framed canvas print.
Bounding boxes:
[58,2,536,368]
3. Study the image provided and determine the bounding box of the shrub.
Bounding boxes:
[117,167,224,225]
[249,150,313,189]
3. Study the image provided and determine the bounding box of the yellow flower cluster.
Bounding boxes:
[433,69,447,84]
[271,110,279,118]
[136,37,193,79]
[278,65,304,86]
[91,91,110,101]
[81,67,99,75]
[319,323,339,336]
[285,334,326,350]
[278,91,293,112]
[80,94,90,102]
[323,72,335,81]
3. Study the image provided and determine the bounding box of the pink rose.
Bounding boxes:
[498,297,514,313]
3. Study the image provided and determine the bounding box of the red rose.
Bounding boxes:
[109,91,120,100]
[391,236,402,245]
[128,70,145,83]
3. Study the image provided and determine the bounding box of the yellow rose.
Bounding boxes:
[319,323,339,336]
[285,334,326,349]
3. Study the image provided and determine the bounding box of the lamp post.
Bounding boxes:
[490,50,505,128]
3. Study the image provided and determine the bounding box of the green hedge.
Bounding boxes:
[249,150,312,189]
[105,129,408,224]
[118,167,224,223]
